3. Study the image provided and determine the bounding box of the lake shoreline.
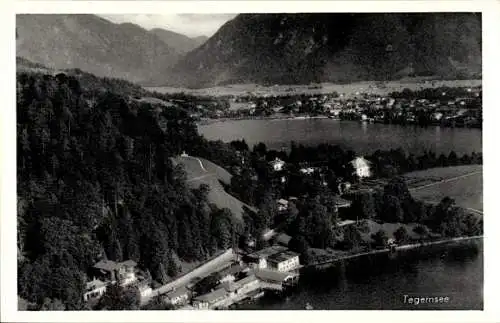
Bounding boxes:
[196,115,331,125]
[306,235,483,270]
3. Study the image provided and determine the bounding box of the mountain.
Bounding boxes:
[169,13,482,88]
[150,28,208,54]
[16,14,181,84]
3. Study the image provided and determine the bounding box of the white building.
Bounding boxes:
[246,246,300,272]
[267,250,301,272]
[83,279,107,302]
[137,283,153,299]
[299,167,315,175]
[277,199,289,212]
[92,259,138,287]
[163,287,190,306]
[270,158,285,171]
[350,157,372,178]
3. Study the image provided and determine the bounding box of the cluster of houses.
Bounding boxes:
[269,155,372,186]
[165,246,301,310]
[83,244,302,310]
[83,259,153,303]
[197,86,481,128]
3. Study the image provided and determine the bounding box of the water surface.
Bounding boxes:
[235,241,483,310]
[198,119,482,155]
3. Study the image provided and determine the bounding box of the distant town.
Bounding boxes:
[160,84,482,129]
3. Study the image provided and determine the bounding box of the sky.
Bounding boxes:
[98,14,237,38]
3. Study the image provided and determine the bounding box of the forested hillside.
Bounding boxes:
[16,71,247,310]
[171,13,481,87]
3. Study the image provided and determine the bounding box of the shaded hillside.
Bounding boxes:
[16,68,246,309]
[169,13,481,88]
[17,56,148,97]
[16,14,179,84]
[171,156,257,222]
[150,28,208,54]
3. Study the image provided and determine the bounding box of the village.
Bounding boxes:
[189,85,482,129]
[83,244,301,310]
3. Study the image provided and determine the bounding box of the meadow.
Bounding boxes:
[147,79,482,99]
[404,165,483,212]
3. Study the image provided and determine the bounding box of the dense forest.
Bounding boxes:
[16,71,245,310]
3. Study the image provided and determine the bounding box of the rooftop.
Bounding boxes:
[93,260,118,272]
[267,250,300,264]
[165,286,189,299]
[85,279,107,291]
[93,259,138,272]
[234,274,258,287]
[275,233,292,246]
[193,288,227,303]
[248,245,288,259]
[120,260,137,268]
[219,281,239,292]
[219,264,244,278]
[254,269,296,283]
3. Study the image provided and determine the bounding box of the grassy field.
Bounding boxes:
[171,156,256,222]
[404,165,483,212]
[147,79,482,98]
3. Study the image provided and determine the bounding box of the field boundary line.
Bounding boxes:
[409,170,482,192]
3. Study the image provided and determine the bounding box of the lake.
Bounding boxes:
[198,119,482,155]
[235,240,483,310]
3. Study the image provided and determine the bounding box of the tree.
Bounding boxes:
[371,229,389,248]
[448,151,458,166]
[349,192,376,220]
[342,226,363,250]
[384,177,412,202]
[96,285,140,310]
[194,273,221,295]
[381,195,404,223]
[289,235,310,265]
[413,225,429,237]
[39,298,66,311]
[394,226,410,244]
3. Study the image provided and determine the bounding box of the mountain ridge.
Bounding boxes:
[16,14,207,84]
[168,13,482,88]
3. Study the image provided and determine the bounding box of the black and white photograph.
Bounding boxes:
[2,0,499,322]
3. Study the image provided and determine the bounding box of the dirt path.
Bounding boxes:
[186,173,214,183]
